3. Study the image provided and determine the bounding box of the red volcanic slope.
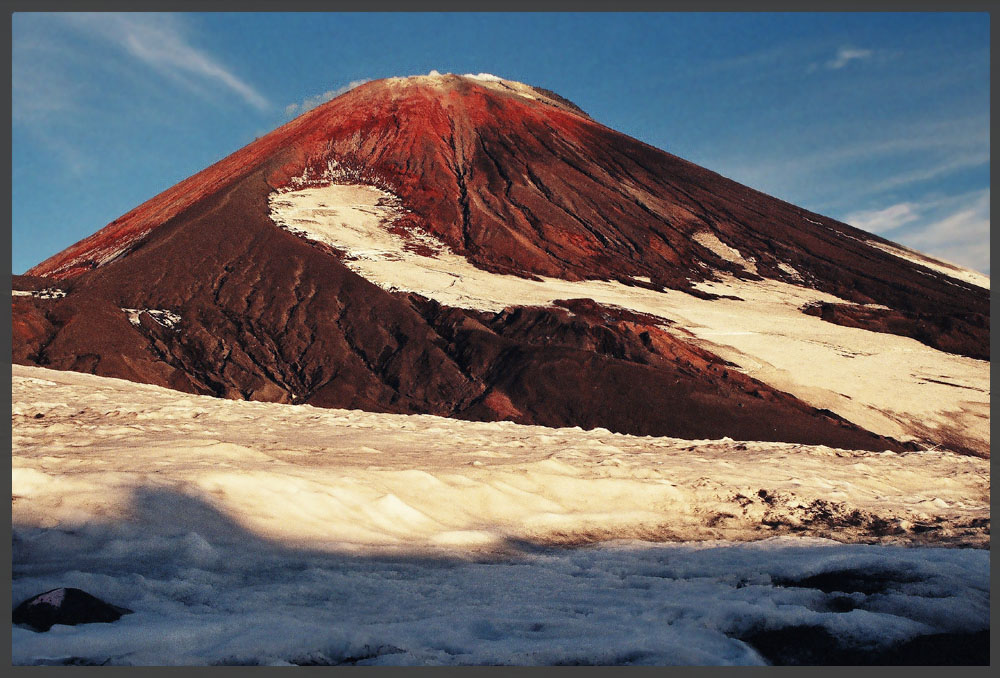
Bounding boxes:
[15,74,988,453]
[29,76,988,318]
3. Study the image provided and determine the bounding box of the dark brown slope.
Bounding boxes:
[13,162,904,452]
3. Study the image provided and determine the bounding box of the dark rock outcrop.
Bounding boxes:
[802,301,989,361]
[12,588,133,632]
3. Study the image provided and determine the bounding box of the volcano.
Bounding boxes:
[12,72,990,456]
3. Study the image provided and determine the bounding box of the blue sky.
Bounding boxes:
[12,12,990,275]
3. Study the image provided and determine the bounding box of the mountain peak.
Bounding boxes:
[349,71,590,118]
[15,66,990,457]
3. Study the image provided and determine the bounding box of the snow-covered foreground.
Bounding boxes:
[268,182,990,457]
[11,365,990,665]
[12,536,990,666]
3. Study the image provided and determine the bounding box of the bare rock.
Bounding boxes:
[13,588,133,632]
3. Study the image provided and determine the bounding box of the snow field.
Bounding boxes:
[11,366,990,665]
[12,365,988,552]
[268,182,991,456]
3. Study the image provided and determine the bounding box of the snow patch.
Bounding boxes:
[463,72,503,82]
[123,308,181,330]
[13,288,66,299]
[692,231,758,274]
[269,183,443,264]
[393,72,541,103]
[776,262,804,283]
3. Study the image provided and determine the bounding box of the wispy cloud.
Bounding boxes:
[865,151,990,194]
[58,13,269,111]
[805,45,879,73]
[844,190,990,274]
[13,13,271,177]
[705,112,989,216]
[898,191,990,274]
[744,121,985,180]
[284,79,371,117]
[12,61,77,123]
[12,26,87,123]
[843,202,920,234]
[826,46,873,70]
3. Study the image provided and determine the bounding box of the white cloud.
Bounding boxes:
[826,46,873,70]
[843,202,920,234]
[845,190,990,274]
[58,13,269,111]
[284,79,371,117]
[901,192,990,274]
